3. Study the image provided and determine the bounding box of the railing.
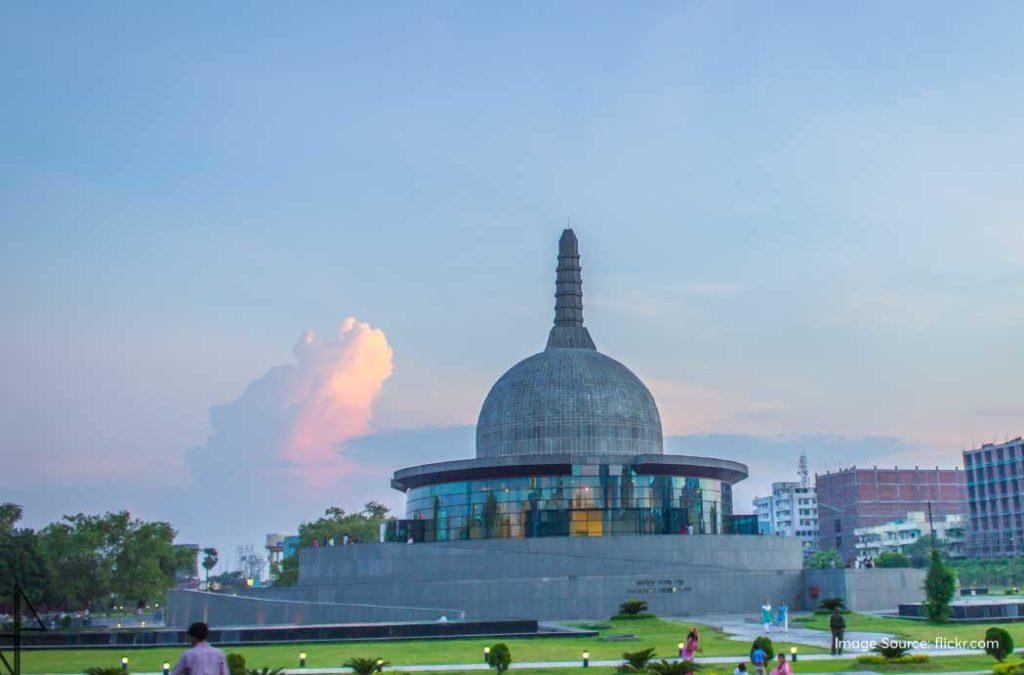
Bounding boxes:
[1,583,47,675]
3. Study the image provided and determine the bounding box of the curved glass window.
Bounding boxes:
[387,464,737,542]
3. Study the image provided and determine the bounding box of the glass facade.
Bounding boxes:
[386,464,738,543]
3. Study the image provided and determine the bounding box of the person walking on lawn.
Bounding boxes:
[681,627,699,659]
[829,607,846,655]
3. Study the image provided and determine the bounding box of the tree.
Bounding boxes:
[0,504,49,606]
[275,555,299,587]
[874,551,911,568]
[903,535,948,568]
[486,643,511,674]
[924,548,957,623]
[298,502,391,546]
[985,627,1014,662]
[806,550,841,569]
[202,548,219,588]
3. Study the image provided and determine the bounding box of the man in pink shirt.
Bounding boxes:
[171,623,230,675]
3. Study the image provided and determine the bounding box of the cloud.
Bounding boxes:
[179,318,394,551]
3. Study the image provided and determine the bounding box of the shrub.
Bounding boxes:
[856,655,930,665]
[875,552,911,568]
[992,662,1024,675]
[986,627,1015,662]
[820,597,845,611]
[343,658,388,675]
[618,599,649,616]
[227,654,246,675]
[873,640,911,659]
[619,647,657,671]
[86,668,126,675]
[486,643,512,674]
[750,636,775,662]
[648,660,701,675]
[247,669,285,675]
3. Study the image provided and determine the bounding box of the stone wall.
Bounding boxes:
[803,568,925,611]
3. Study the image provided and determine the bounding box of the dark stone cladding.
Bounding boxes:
[391,453,749,491]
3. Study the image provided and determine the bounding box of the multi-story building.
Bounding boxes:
[753,481,818,553]
[815,466,967,563]
[854,511,966,562]
[964,438,1024,558]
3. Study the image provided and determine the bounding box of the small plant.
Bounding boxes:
[86,668,126,675]
[648,660,701,675]
[985,627,1015,662]
[343,657,388,675]
[819,597,845,611]
[227,654,246,675]
[619,599,649,616]
[247,669,285,675]
[619,647,657,672]
[486,643,512,674]
[873,640,911,659]
[992,662,1024,675]
[750,636,775,662]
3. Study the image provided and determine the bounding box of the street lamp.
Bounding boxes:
[582,651,590,668]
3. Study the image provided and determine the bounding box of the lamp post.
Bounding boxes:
[120,657,129,672]
[790,647,798,662]
[483,646,491,664]
[582,651,589,668]
[299,653,307,668]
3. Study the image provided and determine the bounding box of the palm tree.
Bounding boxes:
[343,657,389,675]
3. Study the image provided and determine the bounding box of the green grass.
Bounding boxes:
[795,611,1024,645]
[19,618,817,674]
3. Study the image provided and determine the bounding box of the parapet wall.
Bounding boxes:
[803,568,926,611]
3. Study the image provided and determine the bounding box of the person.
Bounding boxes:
[751,644,768,675]
[171,622,229,675]
[829,607,846,655]
[771,654,792,675]
[343,533,350,545]
[777,601,789,632]
[734,663,747,675]
[682,628,699,659]
[761,601,773,633]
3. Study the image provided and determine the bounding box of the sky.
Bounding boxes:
[2,2,1023,571]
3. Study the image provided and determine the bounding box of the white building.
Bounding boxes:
[753,481,819,553]
[854,511,967,562]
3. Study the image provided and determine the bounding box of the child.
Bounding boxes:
[734,663,748,675]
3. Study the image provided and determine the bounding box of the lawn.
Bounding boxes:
[795,611,1024,645]
[20,618,816,674]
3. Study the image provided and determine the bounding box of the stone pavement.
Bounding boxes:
[675,613,892,652]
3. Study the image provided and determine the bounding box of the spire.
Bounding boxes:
[546,228,596,350]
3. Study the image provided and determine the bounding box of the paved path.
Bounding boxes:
[676,613,891,652]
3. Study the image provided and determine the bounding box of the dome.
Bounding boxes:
[475,228,664,459]
[476,347,663,458]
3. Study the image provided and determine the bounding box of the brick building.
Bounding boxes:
[815,466,967,562]
[964,438,1024,558]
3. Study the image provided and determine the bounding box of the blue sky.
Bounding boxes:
[2,2,1022,564]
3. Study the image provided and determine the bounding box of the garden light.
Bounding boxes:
[790,647,798,662]
[299,652,307,668]
[483,646,490,663]
[163,663,170,675]
[582,651,589,668]
[376,659,384,673]
[678,642,684,657]
[120,657,129,671]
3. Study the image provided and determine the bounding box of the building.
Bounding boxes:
[169,229,928,625]
[816,466,967,562]
[754,481,819,553]
[964,438,1024,558]
[386,229,749,542]
[854,511,967,562]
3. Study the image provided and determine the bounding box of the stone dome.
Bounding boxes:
[475,228,664,459]
[476,347,664,458]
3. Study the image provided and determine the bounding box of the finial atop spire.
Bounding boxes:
[546,228,596,350]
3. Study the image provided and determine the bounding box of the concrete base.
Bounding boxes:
[168,536,926,627]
